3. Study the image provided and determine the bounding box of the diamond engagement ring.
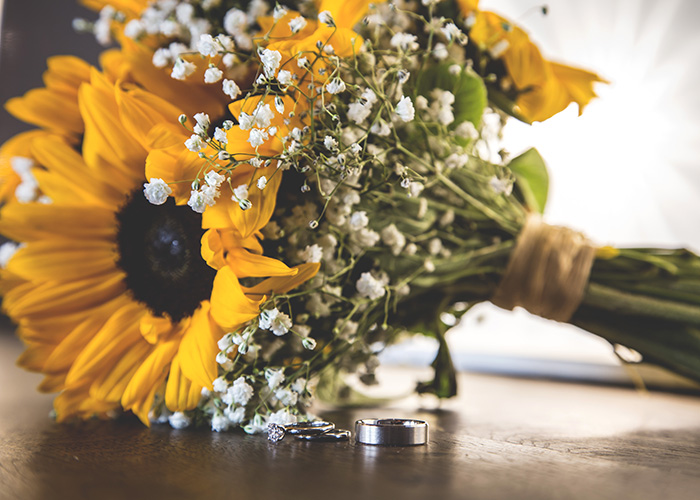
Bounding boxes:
[267,420,336,442]
[355,418,429,446]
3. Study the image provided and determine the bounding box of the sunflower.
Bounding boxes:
[0,60,315,425]
[461,3,606,122]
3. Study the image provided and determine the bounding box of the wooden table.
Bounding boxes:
[1,329,700,500]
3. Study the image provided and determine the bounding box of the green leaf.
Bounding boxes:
[416,64,487,129]
[507,148,549,213]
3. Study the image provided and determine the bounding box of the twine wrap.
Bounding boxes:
[491,215,596,322]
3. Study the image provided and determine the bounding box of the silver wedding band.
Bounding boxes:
[284,421,335,435]
[355,418,428,446]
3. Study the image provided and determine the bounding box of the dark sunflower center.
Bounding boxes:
[115,190,216,322]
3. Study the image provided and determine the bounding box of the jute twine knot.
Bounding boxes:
[491,214,596,323]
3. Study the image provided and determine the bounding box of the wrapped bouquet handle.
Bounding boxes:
[491,215,597,322]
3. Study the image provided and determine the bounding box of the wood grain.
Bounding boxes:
[2,331,700,500]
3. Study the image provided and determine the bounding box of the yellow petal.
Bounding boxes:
[210,267,264,330]
[0,203,116,242]
[79,69,146,182]
[43,56,92,96]
[115,82,183,151]
[226,246,297,278]
[53,384,118,422]
[4,273,125,321]
[121,336,181,425]
[91,339,152,403]
[165,352,203,412]
[245,262,320,298]
[177,302,221,389]
[8,240,118,282]
[5,89,84,136]
[65,301,146,387]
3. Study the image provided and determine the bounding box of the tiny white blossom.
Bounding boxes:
[247,128,268,148]
[244,413,268,434]
[0,242,19,269]
[213,377,229,394]
[222,79,241,99]
[222,53,237,68]
[336,319,359,340]
[265,368,285,390]
[356,272,386,300]
[261,48,282,78]
[302,337,317,350]
[395,95,415,122]
[325,77,346,94]
[152,48,171,68]
[187,190,207,213]
[300,244,323,263]
[441,22,462,42]
[381,224,406,256]
[256,176,268,190]
[409,182,425,198]
[168,412,191,429]
[217,34,235,52]
[185,134,205,152]
[277,70,292,86]
[143,178,172,205]
[274,96,285,115]
[270,311,292,336]
[350,143,362,155]
[212,413,230,432]
[455,121,479,140]
[318,10,335,26]
[370,120,391,136]
[171,58,196,80]
[204,66,223,83]
[349,211,369,230]
[229,376,254,406]
[268,409,296,426]
[288,16,307,34]
[223,8,247,35]
[211,129,227,146]
[232,183,249,201]
[205,170,226,188]
[291,378,307,394]
[433,42,449,60]
[197,34,219,57]
[275,388,298,406]
[194,112,210,129]
[124,19,145,39]
[390,33,418,51]
[216,351,233,371]
[323,135,338,151]
[489,176,513,195]
[297,56,308,68]
[259,308,278,330]
[273,4,288,21]
[176,2,195,23]
[428,238,443,255]
[226,406,246,424]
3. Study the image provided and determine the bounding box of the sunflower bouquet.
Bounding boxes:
[2,0,700,433]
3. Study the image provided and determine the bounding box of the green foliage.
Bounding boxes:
[507,148,549,214]
[417,63,488,130]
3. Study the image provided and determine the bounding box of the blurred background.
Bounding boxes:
[1,0,699,387]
